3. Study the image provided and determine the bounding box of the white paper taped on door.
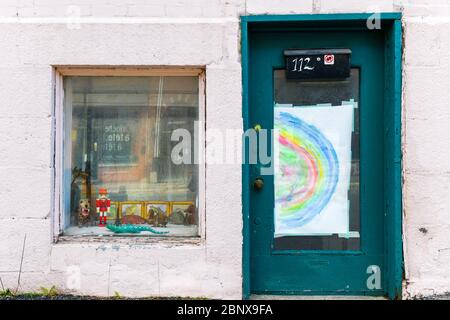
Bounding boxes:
[274,104,354,236]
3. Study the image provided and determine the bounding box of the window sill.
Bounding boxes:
[63,224,197,237]
[56,234,203,247]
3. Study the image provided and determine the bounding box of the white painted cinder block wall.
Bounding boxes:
[0,0,449,299]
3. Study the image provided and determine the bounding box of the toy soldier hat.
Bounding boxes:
[99,188,108,194]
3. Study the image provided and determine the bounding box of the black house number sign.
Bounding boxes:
[284,49,351,79]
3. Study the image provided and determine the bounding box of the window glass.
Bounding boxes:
[273,69,360,250]
[63,76,199,237]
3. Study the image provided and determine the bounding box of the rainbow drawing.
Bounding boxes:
[274,111,340,229]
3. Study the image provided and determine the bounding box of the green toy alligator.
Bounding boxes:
[106,224,169,235]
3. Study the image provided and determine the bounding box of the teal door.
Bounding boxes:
[248,29,386,295]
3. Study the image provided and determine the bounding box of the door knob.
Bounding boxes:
[253,177,264,190]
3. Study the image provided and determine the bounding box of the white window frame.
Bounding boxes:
[51,67,206,242]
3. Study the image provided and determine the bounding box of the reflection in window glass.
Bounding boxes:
[63,76,199,237]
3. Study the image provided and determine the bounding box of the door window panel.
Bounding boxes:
[273,69,360,250]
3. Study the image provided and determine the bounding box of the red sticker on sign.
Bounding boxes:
[324,54,334,65]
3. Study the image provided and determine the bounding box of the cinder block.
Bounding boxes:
[0,117,52,169]
[0,167,52,218]
[246,0,313,14]
[404,21,440,67]
[0,6,18,17]
[50,243,113,272]
[158,258,218,298]
[205,65,242,129]
[126,5,165,17]
[165,4,202,17]
[7,23,224,66]
[404,118,450,173]
[0,270,67,294]
[403,66,450,121]
[438,23,450,67]
[2,0,34,6]
[223,0,246,16]
[33,0,74,5]
[319,0,395,13]
[0,218,51,272]
[109,264,160,297]
[401,0,450,6]
[201,0,224,17]
[77,261,110,296]
[404,172,450,228]
[0,66,53,117]
[404,222,450,298]
[92,5,128,17]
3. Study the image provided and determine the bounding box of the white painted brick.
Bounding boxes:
[165,4,203,17]
[48,241,241,298]
[16,6,34,17]
[201,0,224,17]
[0,218,51,272]
[438,23,450,67]
[77,261,111,296]
[50,244,112,272]
[202,66,242,257]
[0,66,53,117]
[92,5,128,17]
[126,5,165,17]
[222,22,241,64]
[2,24,223,66]
[33,0,73,5]
[109,264,160,297]
[33,0,97,5]
[0,117,52,169]
[16,5,72,17]
[158,258,224,298]
[402,5,450,17]
[205,66,242,129]
[223,0,246,16]
[406,281,450,299]
[18,5,91,17]
[0,6,18,17]
[401,0,450,6]
[318,0,395,13]
[124,0,200,5]
[404,22,440,67]
[246,0,313,14]
[404,173,450,228]
[403,67,450,121]
[0,271,67,294]
[0,167,52,218]
[404,118,450,173]
[2,0,33,7]
[404,223,450,289]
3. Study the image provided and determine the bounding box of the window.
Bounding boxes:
[59,70,203,237]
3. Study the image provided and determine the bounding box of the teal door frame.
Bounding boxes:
[241,13,403,299]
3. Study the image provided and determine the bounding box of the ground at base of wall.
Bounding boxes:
[0,294,207,300]
[0,287,207,300]
[412,293,450,300]
[249,295,387,300]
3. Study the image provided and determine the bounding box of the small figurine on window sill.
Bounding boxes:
[78,199,91,227]
[147,206,168,227]
[169,205,195,225]
[96,188,110,227]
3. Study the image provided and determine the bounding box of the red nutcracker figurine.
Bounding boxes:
[96,188,111,227]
